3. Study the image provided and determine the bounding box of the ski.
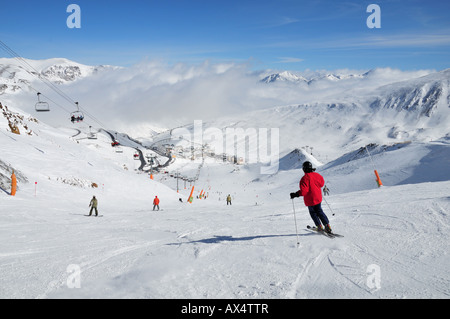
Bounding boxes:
[306,225,334,238]
[306,225,343,238]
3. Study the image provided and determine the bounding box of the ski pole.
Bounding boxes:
[291,199,300,247]
[323,196,335,216]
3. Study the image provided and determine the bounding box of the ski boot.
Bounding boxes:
[325,224,332,234]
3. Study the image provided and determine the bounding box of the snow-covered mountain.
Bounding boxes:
[1,97,449,299]
[0,57,114,94]
[369,69,450,118]
[260,70,365,84]
[1,59,449,300]
[260,71,308,83]
[255,68,450,158]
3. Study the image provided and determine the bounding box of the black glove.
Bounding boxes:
[290,191,300,199]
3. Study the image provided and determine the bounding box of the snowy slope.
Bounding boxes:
[1,60,449,299]
[0,101,180,210]
[1,100,449,299]
[196,68,450,162]
[2,161,449,299]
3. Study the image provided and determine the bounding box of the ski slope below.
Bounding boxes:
[1,164,449,299]
[1,102,449,299]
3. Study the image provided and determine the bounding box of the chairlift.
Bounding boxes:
[70,102,84,123]
[35,92,50,112]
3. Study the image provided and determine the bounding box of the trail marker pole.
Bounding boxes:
[365,146,383,187]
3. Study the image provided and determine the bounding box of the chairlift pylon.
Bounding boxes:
[35,92,50,112]
[88,126,97,140]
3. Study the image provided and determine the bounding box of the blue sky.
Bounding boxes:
[0,0,449,70]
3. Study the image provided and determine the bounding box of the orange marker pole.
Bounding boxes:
[11,172,17,196]
[188,186,195,203]
[374,170,382,187]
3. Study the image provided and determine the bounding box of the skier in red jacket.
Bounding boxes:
[153,196,160,211]
[290,161,332,233]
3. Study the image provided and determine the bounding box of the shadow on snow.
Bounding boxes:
[167,233,314,245]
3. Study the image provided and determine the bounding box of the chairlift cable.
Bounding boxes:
[0,39,108,130]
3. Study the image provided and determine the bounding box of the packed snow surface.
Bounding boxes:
[0,104,449,298]
[0,59,449,299]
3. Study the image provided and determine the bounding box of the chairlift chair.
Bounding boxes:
[35,93,50,112]
[70,102,84,123]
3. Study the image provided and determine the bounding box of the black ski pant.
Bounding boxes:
[89,207,98,216]
[308,203,329,227]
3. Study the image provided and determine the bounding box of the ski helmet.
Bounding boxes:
[302,161,315,173]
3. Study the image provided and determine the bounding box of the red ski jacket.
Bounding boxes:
[298,172,324,207]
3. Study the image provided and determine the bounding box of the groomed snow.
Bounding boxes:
[1,62,449,299]
[0,108,449,298]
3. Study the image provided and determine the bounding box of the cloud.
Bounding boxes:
[360,34,450,48]
[275,57,304,63]
[60,60,267,134]
[7,59,434,138]
[277,16,300,26]
[67,63,433,135]
[264,30,450,51]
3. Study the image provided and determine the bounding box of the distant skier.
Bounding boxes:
[153,196,160,211]
[226,194,232,205]
[88,196,99,216]
[290,161,332,233]
[323,184,330,196]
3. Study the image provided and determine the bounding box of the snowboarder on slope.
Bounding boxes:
[226,194,232,205]
[153,196,160,211]
[88,196,99,216]
[290,161,332,233]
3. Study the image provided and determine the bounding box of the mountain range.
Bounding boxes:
[0,58,449,299]
[0,58,115,94]
[0,57,448,161]
[260,70,365,84]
